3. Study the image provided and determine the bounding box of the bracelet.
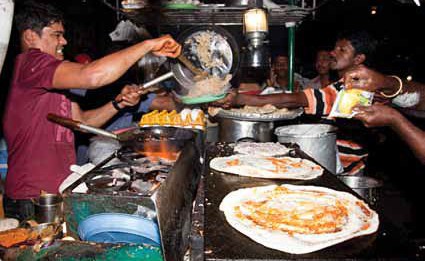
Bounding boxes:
[111,100,123,111]
[380,75,403,98]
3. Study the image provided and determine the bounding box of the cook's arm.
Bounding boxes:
[71,85,140,127]
[53,35,181,89]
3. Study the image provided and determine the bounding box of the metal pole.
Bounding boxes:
[286,21,296,93]
[285,0,296,93]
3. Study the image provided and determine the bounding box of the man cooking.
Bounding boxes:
[2,1,181,221]
[216,31,387,175]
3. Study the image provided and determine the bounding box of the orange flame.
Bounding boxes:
[140,140,179,162]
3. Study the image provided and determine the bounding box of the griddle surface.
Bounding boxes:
[204,143,414,260]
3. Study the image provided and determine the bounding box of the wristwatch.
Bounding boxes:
[112,100,123,111]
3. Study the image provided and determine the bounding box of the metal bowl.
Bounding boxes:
[338,175,383,206]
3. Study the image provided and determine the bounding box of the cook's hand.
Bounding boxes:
[210,89,237,109]
[146,35,181,58]
[114,84,141,109]
[137,86,159,95]
[343,65,400,99]
[353,104,400,128]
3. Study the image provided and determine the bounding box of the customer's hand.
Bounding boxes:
[343,65,401,101]
[353,104,400,128]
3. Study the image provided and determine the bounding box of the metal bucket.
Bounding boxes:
[33,194,63,224]
[217,118,274,142]
[275,124,337,173]
[338,176,383,206]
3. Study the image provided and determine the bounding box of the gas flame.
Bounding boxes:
[140,140,179,162]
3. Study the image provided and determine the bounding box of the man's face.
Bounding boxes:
[34,22,67,60]
[273,56,289,78]
[329,39,357,73]
[315,51,331,75]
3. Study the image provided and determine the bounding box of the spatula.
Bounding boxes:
[176,54,209,81]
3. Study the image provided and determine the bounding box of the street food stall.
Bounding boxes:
[1,1,425,261]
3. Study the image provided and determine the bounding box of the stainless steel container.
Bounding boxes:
[275,124,337,173]
[33,194,63,224]
[217,117,275,142]
[337,176,383,206]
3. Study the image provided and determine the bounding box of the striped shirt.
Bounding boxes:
[302,81,368,175]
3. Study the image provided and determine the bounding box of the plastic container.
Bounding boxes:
[78,213,161,247]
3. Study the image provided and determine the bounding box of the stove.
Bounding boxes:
[62,127,202,261]
[84,149,177,196]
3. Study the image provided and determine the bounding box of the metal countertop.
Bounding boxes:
[190,142,417,261]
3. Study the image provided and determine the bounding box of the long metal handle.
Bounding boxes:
[47,113,118,140]
[140,71,174,89]
[78,125,118,139]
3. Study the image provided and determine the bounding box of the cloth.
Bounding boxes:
[58,163,95,194]
[305,76,324,90]
[302,81,368,175]
[3,195,35,221]
[74,53,92,64]
[3,49,75,199]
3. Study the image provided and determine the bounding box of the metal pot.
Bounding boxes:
[275,124,337,173]
[338,175,383,206]
[217,117,275,142]
[33,194,63,224]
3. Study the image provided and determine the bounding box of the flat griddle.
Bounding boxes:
[203,142,415,260]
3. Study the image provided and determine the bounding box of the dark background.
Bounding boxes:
[2,0,425,98]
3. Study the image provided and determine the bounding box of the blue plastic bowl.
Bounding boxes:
[78,213,161,247]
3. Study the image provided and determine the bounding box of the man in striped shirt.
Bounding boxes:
[218,31,395,175]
